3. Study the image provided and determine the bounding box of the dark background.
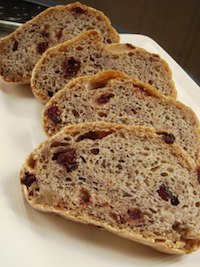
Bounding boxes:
[0,0,199,84]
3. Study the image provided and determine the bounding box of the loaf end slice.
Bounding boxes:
[31,30,176,103]
[42,70,200,163]
[0,2,119,83]
[20,122,200,254]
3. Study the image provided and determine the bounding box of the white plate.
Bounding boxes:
[0,34,200,267]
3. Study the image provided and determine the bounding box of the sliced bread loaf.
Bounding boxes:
[31,30,176,103]
[20,122,200,254]
[0,2,119,83]
[42,70,200,163]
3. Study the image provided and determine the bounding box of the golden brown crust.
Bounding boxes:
[0,2,119,83]
[42,70,200,162]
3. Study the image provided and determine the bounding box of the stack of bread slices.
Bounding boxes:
[1,2,200,254]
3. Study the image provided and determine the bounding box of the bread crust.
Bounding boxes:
[0,2,119,83]
[20,122,200,254]
[31,30,176,102]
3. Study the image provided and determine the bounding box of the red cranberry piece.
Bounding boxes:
[158,132,175,144]
[36,41,49,54]
[46,106,61,124]
[80,188,91,205]
[13,40,18,51]
[63,57,81,78]
[96,93,114,104]
[21,172,36,187]
[55,29,63,40]
[47,91,53,97]
[128,208,142,220]
[52,148,77,172]
[157,184,170,201]
[71,6,86,14]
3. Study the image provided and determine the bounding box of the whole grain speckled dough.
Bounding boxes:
[20,122,200,254]
[42,70,200,163]
[0,2,119,83]
[31,30,176,102]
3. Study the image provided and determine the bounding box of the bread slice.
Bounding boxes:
[20,122,200,254]
[0,2,119,83]
[31,30,176,103]
[42,70,200,163]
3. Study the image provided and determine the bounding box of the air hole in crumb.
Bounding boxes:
[76,130,113,142]
[98,112,107,117]
[65,177,72,182]
[96,93,114,105]
[80,156,86,163]
[50,141,67,147]
[47,91,53,97]
[12,40,18,51]
[161,172,168,177]
[72,109,79,117]
[78,177,86,182]
[21,172,36,188]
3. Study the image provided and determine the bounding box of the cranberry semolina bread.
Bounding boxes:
[42,71,200,163]
[0,2,119,83]
[20,122,200,254]
[31,30,176,103]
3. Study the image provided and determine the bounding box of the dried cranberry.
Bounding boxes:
[197,168,200,184]
[40,30,49,37]
[80,188,91,204]
[36,41,49,54]
[46,106,61,124]
[63,57,81,78]
[157,184,179,206]
[96,93,114,104]
[55,29,63,40]
[21,172,36,187]
[128,208,142,220]
[126,43,135,49]
[158,132,175,144]
[13,40,18,51]
[52,148,77,172]
[71,6,86,14]
[110,212,125,224]
[157,184,170,201]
